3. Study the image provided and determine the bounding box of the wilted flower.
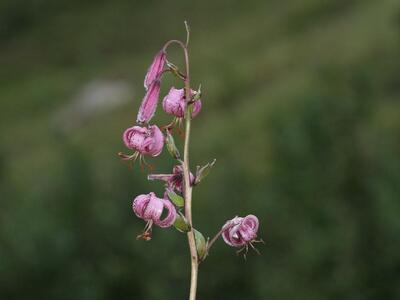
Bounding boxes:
[137,80,161,124]
[148,165,195,193]
[144,50,166,90]
[162,87,202,118]
[123,125,164,157]
[133,192,177,240]
[222,215,260,248]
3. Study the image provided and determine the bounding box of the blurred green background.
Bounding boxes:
[1,0,400,299]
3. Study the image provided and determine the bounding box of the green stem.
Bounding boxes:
[163,24,198,300]
[182,45,198,300]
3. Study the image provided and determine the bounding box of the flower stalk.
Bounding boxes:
[120,22,262,300]
[180,26,199,300]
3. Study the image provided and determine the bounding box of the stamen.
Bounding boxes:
[161,118,179,132]
[253,238,266,245]
[118,151,139,161]
[137,220,153,241]
[176,119,185,139]
[139,156,145,173]
[140,155,154,172]
[118,151,140,170]
[249,242,261,255]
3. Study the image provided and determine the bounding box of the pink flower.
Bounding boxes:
[162,87,202,118]
[144,50,166,90]
[123,125,164,156]
[222,215,259,247]
[133,192,177,228]
[137,80,161,124]
[148,165,195,193]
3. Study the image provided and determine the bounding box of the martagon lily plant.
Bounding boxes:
[119,22,263,300]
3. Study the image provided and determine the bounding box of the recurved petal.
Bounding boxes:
[142,193,164,221]
[132,194,151,218]
[191,99,202,118]
[243,214,259,232]
[162,87,185,117]
[228,224,246,247]
[154,199,177,228]
[147,125,164,156]
[123,126,146,149]
[238,226,257,243]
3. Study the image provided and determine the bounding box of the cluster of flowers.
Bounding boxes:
[121,48,260,253]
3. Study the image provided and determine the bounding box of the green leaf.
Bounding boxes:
[194,229,207,261]
[167,190,184,207]
[173,213,191,233]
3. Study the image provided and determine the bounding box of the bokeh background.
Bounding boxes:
[1,0,400,299]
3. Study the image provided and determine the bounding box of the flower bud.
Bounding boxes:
[162,87,202,118]
[165,130,180,159]
[222,215,259,247]
[148,165,194,193]
[171,165,195,192]
[132,192,176,228]
[123,125,164,156]
[144,50,166,90]
[194,159,216,185]
[137,80,161,124]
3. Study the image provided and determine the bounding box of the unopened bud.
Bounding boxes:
[191,84,202,103]
[165,130,180,159]
[194,159,216,185]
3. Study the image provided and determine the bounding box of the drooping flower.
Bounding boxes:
[133,192,177,227]
[123,125,164,157]
[222,215,259,248]
[144,50,166,90]
[132,192,177,240]
[148,165,195,193]
[137,80,161,124]
[162,87,202,118]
